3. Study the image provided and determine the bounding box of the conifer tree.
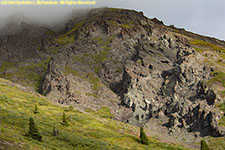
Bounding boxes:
[200,139,209,150]
[61,112,69,126]
[52,126,59,136]
[33,104,39,114]
[140,127,149,145]
[28,117,42,141]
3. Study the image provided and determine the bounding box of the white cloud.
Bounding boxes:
[0,0,224,40]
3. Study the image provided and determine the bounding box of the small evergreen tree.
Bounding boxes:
[200,139,209,150]
[61,112,69,126]
[33,105,39,114]
[140,127,149,145]
[52,126,59,136]
[27,117,42,141]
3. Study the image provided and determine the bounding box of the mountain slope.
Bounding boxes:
[0,7,225,148]
[0,78,189,150]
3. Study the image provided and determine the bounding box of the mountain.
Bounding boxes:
[0,7,225,149]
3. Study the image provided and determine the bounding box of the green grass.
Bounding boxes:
[49,46,59,54]
[213,72,225,127]
[73,35,114,73]
[95,107,114,118]
[86,107,114,119]
[192,39,225,99]
[137,59,143,65]
[56,21,84,45]
[109,20,134,29]
[45,29,56,36]
[0,62,15,80]
[220,53,225,60]
[116,67,123,73]
[204,60,225,130]
[56,35,75,45]
[63,66,102,91]
[0,62,15,73]
[191,39,225,60]
[17,57,51,91]
[73,55,84,63]
[65,21,84,36]
[191,40,225,53]
[221,91,225,97]
[0,78,189,150]
[86,72,102,91]
[208,71,225,87]
[64,66,82,77]
[203,58,225,97]
[120,23,133,29]
[194,47,204,53]
[216,59,225,66]
[92,36,114,73]
[217,100,225,127]
[208,137,225,150]
[85,93,99,98]
[0,57,51,91]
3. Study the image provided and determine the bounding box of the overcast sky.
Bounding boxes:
[0,0,224,40]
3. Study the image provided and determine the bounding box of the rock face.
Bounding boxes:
[117,31,224,138]
[0,8,225,141]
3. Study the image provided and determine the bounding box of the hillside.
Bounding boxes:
[0,7,225,149]
[0,78,189,150]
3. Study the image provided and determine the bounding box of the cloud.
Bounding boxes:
[0,0,224,40]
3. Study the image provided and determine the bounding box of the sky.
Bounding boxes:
[0,0,224,40]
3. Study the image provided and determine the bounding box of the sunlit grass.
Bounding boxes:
[0,79,189,150]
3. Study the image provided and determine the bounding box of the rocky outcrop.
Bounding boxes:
[119,33,225,137]
[41,59,77,104]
